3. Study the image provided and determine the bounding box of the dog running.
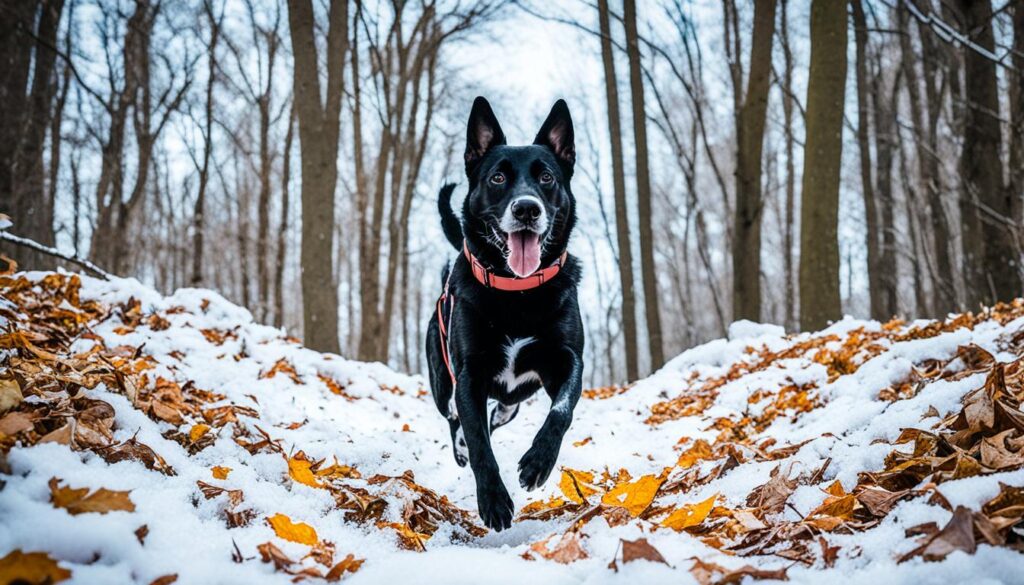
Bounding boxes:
[425,97,585,531]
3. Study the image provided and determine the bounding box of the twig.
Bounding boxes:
[0,231,112,279]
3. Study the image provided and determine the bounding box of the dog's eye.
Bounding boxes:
[489,172,506,185]
[539,172,554,185]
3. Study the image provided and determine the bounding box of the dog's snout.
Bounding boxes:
[511,199,542,223]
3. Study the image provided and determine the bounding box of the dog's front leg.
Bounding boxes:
[456,365,513,531]
[518,348,583,491]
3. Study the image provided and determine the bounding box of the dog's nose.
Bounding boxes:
[511,199,542,223]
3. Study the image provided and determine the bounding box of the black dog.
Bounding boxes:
[425,97,584,531]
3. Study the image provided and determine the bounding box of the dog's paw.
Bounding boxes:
[477,482,514,531]
[517,439,559,491]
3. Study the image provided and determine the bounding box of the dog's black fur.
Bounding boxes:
[425,97,584,531]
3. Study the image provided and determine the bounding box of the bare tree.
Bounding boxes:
[623,0,663,370]
[799,0,847,330]
[955,0,1019,308]
[732,0,777,322]
[597,0,638,382]
[287,0,348,353]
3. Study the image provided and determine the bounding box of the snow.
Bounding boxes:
[1,274,1023,584]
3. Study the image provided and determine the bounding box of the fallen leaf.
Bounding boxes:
[0,549,71,585]
[676,438,713,469]
[189,424,211,443]
[148,575,178,585]
[601,474,663,517]
[267,513,318,545]
[559,468,598,504]
[530,531,588,564]
[212,466,232,480]
[0,377,23,414]
[746,464,796,517]
[325,554,365,581]
[619,537,669,566]
[899,506,976,563]
[287,451,323,488]
[661,494,717,531]
[49,477,135,515]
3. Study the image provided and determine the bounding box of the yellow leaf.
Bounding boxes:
[558,469,598,504]
[316,458,361,480]
[267,513,318,545]
[189,424,211,443]
[0,550,71,585]
[211,466,232,480]
[49,478,135,515]
[600,474,664,517]
[661,494,717,531]
[287,452,323,488]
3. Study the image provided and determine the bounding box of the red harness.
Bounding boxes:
[436,241,568,386]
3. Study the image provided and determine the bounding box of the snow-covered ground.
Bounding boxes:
[2,271,1024,584]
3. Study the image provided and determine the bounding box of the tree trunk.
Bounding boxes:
[192,3,220,287]
[799,0,848,331]
[622,0,664,371]
[956,0,1019,307]
[779,0,798,331]
[275,104,295,329]
[1010,1,1024,263]
[598,0,638,382]
[898,8,952,316]
[732,0,777,322]
[287,0,347,354]
[851,0,884,320]
[0,0,64,269]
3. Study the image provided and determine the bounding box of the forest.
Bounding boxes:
[4,1,1024,584]
[2,0,1023,385]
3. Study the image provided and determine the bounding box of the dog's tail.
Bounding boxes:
[438,183,462,250]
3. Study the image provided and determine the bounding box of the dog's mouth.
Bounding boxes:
[504,229,543,277]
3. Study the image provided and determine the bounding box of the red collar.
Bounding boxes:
[463,240,567,291]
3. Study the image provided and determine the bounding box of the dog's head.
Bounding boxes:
[460,97,577,278]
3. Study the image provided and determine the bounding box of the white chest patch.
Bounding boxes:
[495,337,541,391]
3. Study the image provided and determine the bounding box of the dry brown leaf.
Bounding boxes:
[325,554,365,581]
[746,464,796,517]
[148,575,178,585]
[530,531,588,564]
[618,537,669,567]
[899,506,976,563]
[49,477,135,515]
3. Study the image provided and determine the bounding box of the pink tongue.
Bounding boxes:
[507,231,542,277]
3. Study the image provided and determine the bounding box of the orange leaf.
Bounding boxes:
[287,452,323,488]
[676,439,713,469]
[601,474,664,517]
[0,550,71,585]
[49,478,135,515]
[558,469,598,504]
[211,466,232,480]
[661,494,717,531]
[267,513,318,545]
[189,424,211,443]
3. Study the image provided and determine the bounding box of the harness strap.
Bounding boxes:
[437,270,457,387]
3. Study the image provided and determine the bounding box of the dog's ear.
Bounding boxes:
[534,99,575,172]
[465,97,506,175]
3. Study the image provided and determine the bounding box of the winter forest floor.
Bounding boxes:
[2,271,1024,584]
